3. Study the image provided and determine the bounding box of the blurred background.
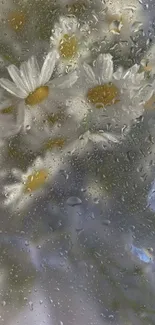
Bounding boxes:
[1,1,155,324]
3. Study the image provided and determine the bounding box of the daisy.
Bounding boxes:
[94,0,148,55]
[50,16,93,74]
[0,0,24,25]
[104,0,146,37]
[2,151,63,212]
[0,0,31,60]
[0,50,78,131]
[67,53,153,136]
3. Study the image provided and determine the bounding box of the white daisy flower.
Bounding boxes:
[67,53,153,136]
[3,151,63,212]
[104,0,146,36]
[0,0,32,59]
[50,16,92,74]
[94,0,148,54]
[0,50,78,131]
[0,0,24,24]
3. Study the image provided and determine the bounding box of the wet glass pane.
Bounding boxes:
[1,0,155,324]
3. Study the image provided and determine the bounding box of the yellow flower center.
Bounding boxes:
[66,1,86,15]
[8,11,26,31]
[25,86,49,106]
[87,83,119,108]
[107,14,124,34]
[24,169,48,193]
[44,138,66,150]
[59,34,78,59]
[0,105,15,114]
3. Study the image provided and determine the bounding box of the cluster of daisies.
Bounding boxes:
[0,0,155,213]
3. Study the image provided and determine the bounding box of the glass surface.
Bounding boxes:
[0,1,155,324]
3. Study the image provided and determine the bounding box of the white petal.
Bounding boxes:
[7,65,28,95]
[122,64,140,82]
[133,71,144,85]
[20,61,34,93]
[95,54,113,83]
[39,50,58,85]
[4,184,18,193]
[4,186,21,205]
[27,56,41,90]
[50,25,62,46]
[113,66,124,80]
[129,64,140,76]
[89,132,120,144]
[83,62,96,84]
[0,78,26,98]
[53,71,78,89]
[60,16,78,34]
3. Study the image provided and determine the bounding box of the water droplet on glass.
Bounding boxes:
[25,240,29,246]
[26,125,31,131]
[49,297,53,304]
[81,188,87,192]
[121,124,128,135]
[135,115,144,123]
[109,314,114,319]
[39,300,43,304]
[66,196,82,207]
[1,301,6,307]
[29,301,33,311]
[131,21,143,33]
[102,219,111,226]
[93,197,100,204]
[54,287,60,291]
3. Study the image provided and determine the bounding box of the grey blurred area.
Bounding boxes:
[1,120,155,325]
[1,1,155,325]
